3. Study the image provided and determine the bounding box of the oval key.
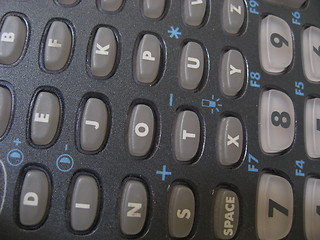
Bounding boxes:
[99,0,124,12]
[0,87,12,138]
[183,0,207,27]
[222,0,246,34]
[143,0,166,19]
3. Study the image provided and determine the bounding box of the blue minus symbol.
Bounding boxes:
[169,93,173,106]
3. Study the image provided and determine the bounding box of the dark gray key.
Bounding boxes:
[44,21,72,71]
[19,169,49,226]
[91,27,117,78]
[183,0,207,27]
[128,104,155,157]
[136,34,161,84]
[218,117,243,166]
[220,49,245,97]
[31,92,60,146]
[213,189,240,239]
[70,175,99,232]
[120,180,148,236]
[168,185,195,238]
[265,0,306,8]
[100,0,123,12]
[80,98,108,152]
[180,42,204,90]
[0,87,12,138]
[0,160,6,215]
[174,110,200,162]
[143,0,166,19]
[0,16,27,65]
[57,0,80,5]
[222,0,246,34]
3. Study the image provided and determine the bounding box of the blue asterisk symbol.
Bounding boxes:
[168,26,181,39]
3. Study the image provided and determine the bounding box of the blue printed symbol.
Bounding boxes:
[201,95,222,114]
[13,138,22,146]
[7,149,24,166]
[156,165,172,181]
[169,93,174,106]
[56,154,74,172]
[168,26,181,39]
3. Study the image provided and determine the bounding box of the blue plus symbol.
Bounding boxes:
[168,26,182,39]
[13,138,22,146]
[156,165,172,181]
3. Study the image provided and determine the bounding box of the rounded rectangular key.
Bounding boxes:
[179,42,204,91]
[120,180,148,236]
[128,104,155,157]
[0,15,27,65]
[256,174,293,240]
[90,27,117,78]
[304,178,320,240]
[57,0,80,6]
[183,0,207,27]
[260,15,293,73]
[302,27,320,83]
[70,175,99,232]
[30,91,61,146]
[264,0,306,8]
[43,21,72,71]
[305,98,320,158]
[0,87,12,138]
[222,0,246,34]
[80,98,109,152]
[143,0,166,19]
[259,89,295,153]
[19,169,50,227]
[99,0,123,12]
[168,185,195,238]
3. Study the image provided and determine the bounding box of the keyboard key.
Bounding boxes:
[256,174,293,240]
[128,104,155,157]
[143,0,166,19]
[305,98,320,158]
[43,21,72,71]
[264,0,306,8]
[90,27,117,78]
[80,98,109,152]
[70,175,99,232]
[222,0,246,34]
[179,42,204,90]
[220,49,245,97]
[99,0,123,12]
[183,0,207,27]
[19,169,50,227]
[57,0,80,6]
[30,91,61,146]
[120,180,148,236]
[302,26,320,83]
[213,188,240,239]
[168,185,195,238]
[259,89,295,153]
[304,178,320,240]
[260,15,293,73]
[136,34,162,84]
[0,87,12,138]
[218,116,244,166]
[173,110,200,162]
[0,15,27,65]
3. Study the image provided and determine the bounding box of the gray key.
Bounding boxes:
[168,185,195,238]
[57,0,80,5]
[218,117,243,166]
[128,104,155,157]
[174,110,200,162]
[222,0,246,34]
[264,0,306,8]
[143,0,166,19]
[179,42,204,90]
[136,34,161,84]
[260,15,293,73]
[0,16,27,65]
[0,87,12,138]
[91,27,117,78]
[220,49,245,97]
[44,21,72,71]
[100,0,123,12]
[183,0,207,27]
[120,180,148,236]
[259,89,295,153]
[0,160,7,216]
[304,178,320,240]
[302,27,320,83]
[213,189,240,239]
[256,174,293,240]
[80,98,108,152]
[31,92,60,146]
[305,98,320,158]
[70,175,99,232]
[19,169,49,226]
